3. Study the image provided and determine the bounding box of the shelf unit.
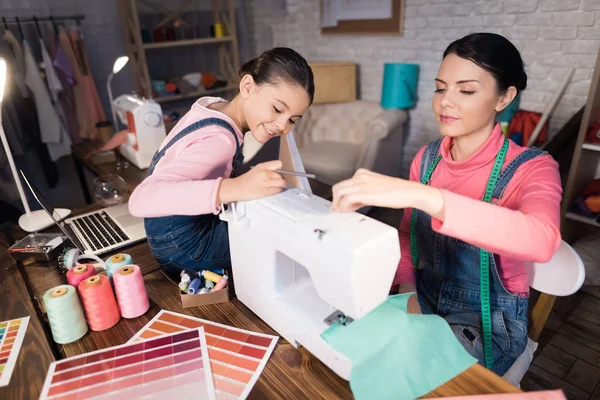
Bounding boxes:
[561,50,600,243]
[116,0,240,103]
[582,142,600,152]
[143,36,233,50]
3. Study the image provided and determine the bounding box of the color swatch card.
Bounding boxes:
[128,310,278,400]
[40,328,215,400]
[0,317,30,387]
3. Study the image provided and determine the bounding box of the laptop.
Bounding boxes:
[20,170,146,256]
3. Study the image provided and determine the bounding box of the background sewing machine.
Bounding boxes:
[112,94,166,169]
[221,187,400,380]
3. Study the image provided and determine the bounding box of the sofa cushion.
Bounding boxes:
[299,141,361,183]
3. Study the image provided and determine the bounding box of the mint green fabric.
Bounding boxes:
[321,294,477,399]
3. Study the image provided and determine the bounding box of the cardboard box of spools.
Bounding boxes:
[175,269,233,308]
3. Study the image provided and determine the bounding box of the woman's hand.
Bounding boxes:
[407,294,423,314]
[395,283,422,314]
[331,168,445,219]
[217,160,286,204]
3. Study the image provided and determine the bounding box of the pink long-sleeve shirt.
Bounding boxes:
[395,124,562,295]
[128,97,244,218]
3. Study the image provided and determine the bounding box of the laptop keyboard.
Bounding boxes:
[70,212,130,251]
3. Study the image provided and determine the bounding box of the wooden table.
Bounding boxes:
[0,205,521,399]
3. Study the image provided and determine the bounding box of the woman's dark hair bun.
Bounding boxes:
[443,32,527,94]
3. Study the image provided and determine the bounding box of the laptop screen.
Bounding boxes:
[19,170,84,253]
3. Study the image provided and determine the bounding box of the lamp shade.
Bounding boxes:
[381,63,419,109]
[112,56,129,74]
[0,58,6,102]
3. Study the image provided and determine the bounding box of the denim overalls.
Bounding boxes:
[143,118,243,280]
[412,137,545,376]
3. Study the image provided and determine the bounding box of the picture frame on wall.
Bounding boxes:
[321,0,404,35]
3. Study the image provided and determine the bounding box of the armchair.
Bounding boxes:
[293,100,408,184]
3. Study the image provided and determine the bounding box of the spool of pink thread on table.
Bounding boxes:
[66,264,96,288]
[78,275,120,331]
[113,265,150,318]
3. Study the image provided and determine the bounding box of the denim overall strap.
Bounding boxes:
[419,139,443,183]
[146,118,242,178]
[412,139,443,269]
[491,147,547,202]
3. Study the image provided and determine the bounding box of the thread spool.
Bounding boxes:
[66,264,96,288]
[204,279,215,292]
[113,265,150,319]
[78,275,120,331]
[214,274,229,291]
[214,23,224,37]
[201,270,222,284]
[105,253,133,280]
[187,278,201,294]
[43,285,88,344]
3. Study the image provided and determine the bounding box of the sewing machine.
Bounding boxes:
[221,188,400,380]
[112,94,166,169]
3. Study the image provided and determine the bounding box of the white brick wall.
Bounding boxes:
[245,0,600,176]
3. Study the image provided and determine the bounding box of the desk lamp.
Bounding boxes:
[0,58,70,232]
[107,56,129,134]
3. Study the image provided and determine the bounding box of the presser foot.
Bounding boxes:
[324,310,354,327]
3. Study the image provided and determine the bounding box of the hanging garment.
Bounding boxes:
[69,26,106,136]
[2,30,28,98]
[40,37,74,159]
[0,36,58,188]
[58,26,91,139]
[45,28,80,143]
[24,40,72,162]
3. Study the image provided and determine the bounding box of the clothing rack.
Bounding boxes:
[1,15,85,24]
[1,15,84,39]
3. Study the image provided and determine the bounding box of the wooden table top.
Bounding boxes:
[0,204,521,399]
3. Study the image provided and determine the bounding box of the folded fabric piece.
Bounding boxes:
[321,293,477,400]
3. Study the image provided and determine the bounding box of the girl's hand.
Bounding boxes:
[331,168,445,219]
[218,160,286,203]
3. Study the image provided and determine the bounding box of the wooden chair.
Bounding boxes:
[502,240,585,385]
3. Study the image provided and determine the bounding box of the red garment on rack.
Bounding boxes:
[69,26,106,138]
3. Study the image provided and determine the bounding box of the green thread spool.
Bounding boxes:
[43,285,88,344]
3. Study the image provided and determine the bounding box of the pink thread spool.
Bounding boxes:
[66,264,96,288]
[78,275,120,331]
[113,265,150,318]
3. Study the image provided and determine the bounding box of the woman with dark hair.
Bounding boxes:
[129,47,314,278]
[331,33,562,374]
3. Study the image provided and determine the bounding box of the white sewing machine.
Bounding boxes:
[221,188,400,380]
[112,94,166,169]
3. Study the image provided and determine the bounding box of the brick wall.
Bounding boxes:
[244,0,600,176]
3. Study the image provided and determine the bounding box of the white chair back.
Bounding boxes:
[524,240,585,297]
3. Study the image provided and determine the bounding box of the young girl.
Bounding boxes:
[331,33,562,375]
[129,47,314,279]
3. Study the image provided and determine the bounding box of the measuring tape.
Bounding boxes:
[410,138,509,369]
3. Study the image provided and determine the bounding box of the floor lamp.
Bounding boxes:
[0,58,70,232]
